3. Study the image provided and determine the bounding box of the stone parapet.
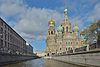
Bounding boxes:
[52,50,100,66]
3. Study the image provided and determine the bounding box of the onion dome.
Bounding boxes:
[64,8,68,20]
[48,18,55,27]
[64,9,67,15]
[73,23,79,32]
[57,25,63,32]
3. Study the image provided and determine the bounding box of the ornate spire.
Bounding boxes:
[64,9,67,17]
[64,8,68,21]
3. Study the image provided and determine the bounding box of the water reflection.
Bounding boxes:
[3,58,82,67]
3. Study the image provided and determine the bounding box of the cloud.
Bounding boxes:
[14,7,63,42]
[70,1,100,31]
[88,3,100,22]
[15,8,62,33]
[0,0,100,44]
[0,0,26,17]
[0,0,63,43]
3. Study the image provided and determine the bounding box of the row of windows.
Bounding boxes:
[66,42,72,44]
[66,42,78,45]
[0,40,23,49]
[0,19,24,42]
[59,47,72,51]
[62,26,69,33]
[48,31,54,35]
[0,29,14,41]
[0,22,10,31]
[0,18,33,55]
[0,39,33,55]
[53,41,79,45]
[0,27,25,45]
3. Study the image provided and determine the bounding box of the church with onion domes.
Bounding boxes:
[46,9,84,56]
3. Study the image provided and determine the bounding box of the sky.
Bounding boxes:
[0,0,100,52]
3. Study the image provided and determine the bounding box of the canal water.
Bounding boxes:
[3,58,83,67]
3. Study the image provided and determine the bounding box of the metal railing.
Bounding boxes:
[51,42,100,57]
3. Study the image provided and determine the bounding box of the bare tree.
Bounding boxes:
[80,20,100,47]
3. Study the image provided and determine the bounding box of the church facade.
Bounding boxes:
[46,9,84,56]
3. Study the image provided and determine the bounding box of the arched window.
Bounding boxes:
[66,26,68,32]
[66,48,67,51]
[62,27,64,33]
[56,50,57,53]
[48,31,50,35]
[66,42,67,44]
[71,42,72,44]
[60,48,61,50]
[51,31,53,35]
[47,53,49,56]
[68,47,70,50]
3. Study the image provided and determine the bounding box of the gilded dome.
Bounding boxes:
[64,9,67,13]
[73,24,79,32]
[48,18,55,26]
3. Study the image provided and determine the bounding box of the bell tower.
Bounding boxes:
[61,9,72,34]
[48,18,55,36]
[46,18,56,56]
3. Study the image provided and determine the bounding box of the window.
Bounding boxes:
[5,30,6,40]
[68,47,70,50]
[0,20,3,26]
[66,42,67,44]
[62,27,64,33]
[8,43,9,49]
[66,48,67,51]
[1,21,3,26]
[5,41,7,47]
[56,50,57,53]
[5,25,7,29]
[8,28,9,31]
[49,31,50,35]
[60,48,61,50]
[8,33,9,41]
[66,26,68,32]
[51,31,53,35]
[0,28,3,38]
[71,42,72,44]
[0,39,3,48]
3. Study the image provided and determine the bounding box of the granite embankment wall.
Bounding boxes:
[52,49,100,67]
[0,53,38,65]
